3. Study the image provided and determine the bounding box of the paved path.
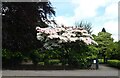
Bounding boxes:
[1,64,120,78]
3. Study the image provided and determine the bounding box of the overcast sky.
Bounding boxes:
[50,0,119,41]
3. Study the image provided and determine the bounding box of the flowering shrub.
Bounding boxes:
[36,26,98,68]
[36,26,98,49]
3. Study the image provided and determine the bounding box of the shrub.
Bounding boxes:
[36,26,98,69]
[30,50,41,65]
[48,59,60,65]
[11,52,23,65]
[38,62,44,65]
[2,49,11,65]
[107,60,120,69]
[2,49,23,66]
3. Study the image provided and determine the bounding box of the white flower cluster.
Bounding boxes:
[36,26,98,49]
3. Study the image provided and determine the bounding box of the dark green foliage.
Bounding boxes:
[110,41,120,60]
[58,41,98,68]
[2,2,55,54]
[30,49,44,65]
[2,49,23,66]
[2,2,56,66]
[116,41,120,60]
[28,41,97,68]
[30,49,61,65]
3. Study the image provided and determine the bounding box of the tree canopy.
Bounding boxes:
[2,2,56,54]
[93,29,114,63]
[75,21,93,34]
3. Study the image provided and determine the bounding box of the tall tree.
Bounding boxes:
[75,21,93,34]
[2,2,56,55]
[94,31,114,63]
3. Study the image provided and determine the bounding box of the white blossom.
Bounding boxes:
[82,33,94,39]
[36,26,98,49]
[91,40,98,45]
[58,36,68,43]
[69,37,78,42]
[48,34,59,39]
[37,35,44,41]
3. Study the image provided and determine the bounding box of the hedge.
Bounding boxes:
[107,60,120,69]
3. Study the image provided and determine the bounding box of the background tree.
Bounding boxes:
[102,28,106,32]
[117,41,120,60]
[93,28,114,63]
[110,41,120,60]
[75,21,93,34]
